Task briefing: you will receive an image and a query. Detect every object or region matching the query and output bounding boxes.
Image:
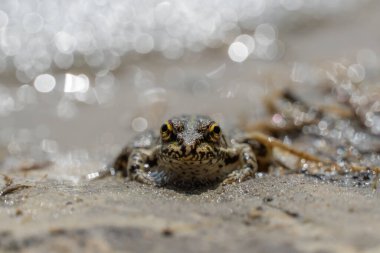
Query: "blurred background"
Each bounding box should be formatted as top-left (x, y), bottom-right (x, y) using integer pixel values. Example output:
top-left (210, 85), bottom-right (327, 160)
top-left (0, 0), bottom-right (380, 177)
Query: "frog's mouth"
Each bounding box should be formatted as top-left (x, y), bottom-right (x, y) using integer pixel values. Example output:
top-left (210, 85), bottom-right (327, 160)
top-left (160, 143), bottom-right (219, 163)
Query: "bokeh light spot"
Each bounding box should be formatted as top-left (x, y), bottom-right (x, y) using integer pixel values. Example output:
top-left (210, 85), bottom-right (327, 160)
top-left (132, 117), bottom-right (148, 132)
top-left (64, 73), bottom-right (90, 93)
top-left (228, 42), bottom-right (249, 62)
top-left (54, 31), bottom-right (77, 54)
top-left (33, 74), bottom-right (56, 93)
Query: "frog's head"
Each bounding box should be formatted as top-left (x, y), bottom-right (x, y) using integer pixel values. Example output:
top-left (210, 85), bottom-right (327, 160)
top-left (159, 115), bottom-right (225, 164)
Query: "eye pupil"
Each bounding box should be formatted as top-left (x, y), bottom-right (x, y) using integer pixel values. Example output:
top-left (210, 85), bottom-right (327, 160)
top-left (161, 124), bottom-right (168, 132)
top-left (213, 125), bottom-right (220, 134)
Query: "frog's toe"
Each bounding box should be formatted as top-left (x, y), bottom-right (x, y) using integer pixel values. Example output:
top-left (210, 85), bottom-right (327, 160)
top-left (130, 172), bottom-right (156, 185)
top-left (222, 175), bottom-right (238, 185)
top-left (222, 168), bottom-right (254, 185)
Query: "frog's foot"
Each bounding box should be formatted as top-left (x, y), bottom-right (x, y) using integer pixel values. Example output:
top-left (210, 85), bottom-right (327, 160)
top-left (222, 167), bottom-right (254, 185)
top-left (129, 170), bottom-right (156, 185)
top-left (127, 149), bottom-right (158, 185)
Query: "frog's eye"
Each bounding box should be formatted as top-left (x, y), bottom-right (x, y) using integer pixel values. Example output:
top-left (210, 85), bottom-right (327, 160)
top-left (208, 123), bottom-right (221, 142)
top-left (160, 121), bottom-right (173, 141)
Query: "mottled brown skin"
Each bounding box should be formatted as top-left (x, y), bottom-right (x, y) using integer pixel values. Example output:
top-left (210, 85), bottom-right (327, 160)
top-left (113, 115), bottom-right (258, 186)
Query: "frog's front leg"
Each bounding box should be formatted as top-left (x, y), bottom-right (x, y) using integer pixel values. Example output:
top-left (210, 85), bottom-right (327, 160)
top-left (222, 144), bottom-right (258, 185)
top-left (126, 147), bottom-right (160, 185)
top-left (113, 146), bottom-right (159, 185)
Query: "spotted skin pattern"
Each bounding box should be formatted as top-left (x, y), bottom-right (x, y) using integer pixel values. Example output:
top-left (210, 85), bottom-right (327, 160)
top-left (113, 115), bottom-right (258, 186)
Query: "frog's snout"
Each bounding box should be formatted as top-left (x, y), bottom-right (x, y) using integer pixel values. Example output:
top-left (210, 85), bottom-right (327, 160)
top-left (180, 143), bottom-right (196, 156)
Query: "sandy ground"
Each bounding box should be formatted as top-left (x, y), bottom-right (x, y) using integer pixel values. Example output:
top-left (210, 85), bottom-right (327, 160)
top-left (1, 172), bottom-right (380, 253)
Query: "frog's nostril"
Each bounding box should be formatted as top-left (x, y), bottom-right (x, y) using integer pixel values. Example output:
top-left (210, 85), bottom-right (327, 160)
top-left (180, 144), bottom-right (186, 154)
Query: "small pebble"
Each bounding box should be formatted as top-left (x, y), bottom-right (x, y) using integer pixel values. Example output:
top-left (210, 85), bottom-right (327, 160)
top-left (161, 227), bottom-right (174, 237)
top-left (15, 209), bottom-right (23, 216)
top-left (248, 207), bottom-right (264, 220)
top-left (263, 196), bottom-right (273, 203)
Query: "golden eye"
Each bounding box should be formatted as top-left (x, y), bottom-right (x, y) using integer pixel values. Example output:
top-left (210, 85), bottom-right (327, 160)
top-left (208, 123), bottom-right (221, 142)
top-left (160, 121), bottom-right (173, 141)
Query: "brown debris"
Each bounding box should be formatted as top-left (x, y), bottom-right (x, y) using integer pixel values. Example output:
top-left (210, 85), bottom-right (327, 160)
top-left (0, 184), bottom-right (32, 197)
top-left (1, 174), bottom-right (13, 187)
top-left (18, 161), bottom-right (52, 172)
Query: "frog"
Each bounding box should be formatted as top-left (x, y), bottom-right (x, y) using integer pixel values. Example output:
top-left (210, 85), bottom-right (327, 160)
top-left (111, 114), bottom-right (327, 187)
top-left (113, 115), bottom-right (257, 186)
